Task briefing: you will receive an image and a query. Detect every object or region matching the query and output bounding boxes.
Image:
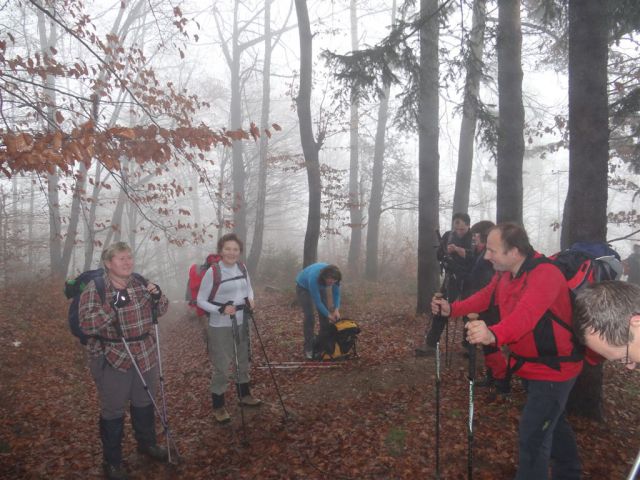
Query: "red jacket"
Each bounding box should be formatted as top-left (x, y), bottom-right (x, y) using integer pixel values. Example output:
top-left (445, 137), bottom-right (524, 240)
top-left (451, 253), bottom-right (583, 381)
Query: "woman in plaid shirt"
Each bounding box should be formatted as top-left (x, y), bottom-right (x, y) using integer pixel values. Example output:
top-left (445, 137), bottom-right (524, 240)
top-left (79, 242), bottom-right (169, 480)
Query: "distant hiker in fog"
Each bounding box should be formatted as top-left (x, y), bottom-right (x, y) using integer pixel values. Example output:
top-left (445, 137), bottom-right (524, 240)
top-left (197, 233), bottom-right (261, 424)
top-left (78, 242), bottom-right (170, 480)
top-left (295, 263), bottom-right (342, 360)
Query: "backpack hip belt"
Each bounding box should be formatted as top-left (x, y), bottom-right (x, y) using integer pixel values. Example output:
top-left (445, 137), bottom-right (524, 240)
top-left (96, 332), bottom-right (150, 343)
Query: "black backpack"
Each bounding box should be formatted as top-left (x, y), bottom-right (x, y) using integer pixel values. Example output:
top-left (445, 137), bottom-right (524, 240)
top-left (550, 242), bottom-right (622, 298)
top-left (64, 268), bottom-right (146, 344)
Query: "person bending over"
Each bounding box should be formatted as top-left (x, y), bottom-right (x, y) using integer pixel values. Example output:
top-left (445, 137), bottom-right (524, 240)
top-left (296, 263), bottom-right (342, 360)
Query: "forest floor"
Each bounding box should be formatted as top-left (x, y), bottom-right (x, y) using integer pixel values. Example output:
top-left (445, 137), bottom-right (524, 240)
top-left (0, 279), bottom-right (639, 479)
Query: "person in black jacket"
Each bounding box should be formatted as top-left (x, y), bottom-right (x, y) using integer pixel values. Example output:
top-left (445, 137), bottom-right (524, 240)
top-left (416, 212), bottom-right (473, 356)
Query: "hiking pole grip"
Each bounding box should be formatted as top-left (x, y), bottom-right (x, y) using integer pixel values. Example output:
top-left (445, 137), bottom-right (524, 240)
top-left (467, 313), bottom-right (479, 380)
top-left (433, 292), bottom-right (444, 318)
top-left (243, 297), bottom-right (254, 315)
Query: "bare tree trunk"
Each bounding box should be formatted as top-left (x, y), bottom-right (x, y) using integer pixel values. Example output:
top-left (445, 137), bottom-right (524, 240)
top-left (28, 173), bottom-right (35, 270)
top-left (83, 163), bottom-right (103, 270)
top-left (37, 2), bottom-right (63, 277)
top-left (60, 162), bottom-right (87, 276)
top-left (496, 0), bottom-right (524, 224)
top-left (365, 0), bottom-right (396, 281)
top-left (346, 0), bottom-right (363, 278)
top-left (216, 150), bottom-right (229, 241)
top-left (295, 0), bottom-right (322, 267)
top-left (417, 0), bottom-right (442, 313)
top-left (365, 89), bottom-right (391, 281)
top-left (452, 0), bottom-right (487, 215)
top-left (563, 0), bottom-right (609, 422)
top-left (247, 0), bottom-right (273, 276)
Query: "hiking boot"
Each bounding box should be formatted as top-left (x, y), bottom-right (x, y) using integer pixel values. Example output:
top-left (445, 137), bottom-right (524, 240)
top-left (415, 345), bottom-right (436, 357)
top-left (103, 462), bottom-right (128, 480)
top-left (239, 395), bottom-right (262, 407)
top-left (137, 444), bottom-right (168, 461)
top-left (213, 407), bottom-right (231, 424)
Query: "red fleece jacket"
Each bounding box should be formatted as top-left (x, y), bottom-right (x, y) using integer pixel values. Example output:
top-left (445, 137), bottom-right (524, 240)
top-left (451, 254), bottom-right (583, 381)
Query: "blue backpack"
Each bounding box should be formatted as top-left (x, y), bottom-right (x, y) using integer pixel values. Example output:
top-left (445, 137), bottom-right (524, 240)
top-left (64, 269), bottom-right (146, 344)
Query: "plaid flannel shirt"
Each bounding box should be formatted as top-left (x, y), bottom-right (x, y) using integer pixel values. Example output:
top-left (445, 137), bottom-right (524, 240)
top-left (78, 272), bottom-right (169, 373)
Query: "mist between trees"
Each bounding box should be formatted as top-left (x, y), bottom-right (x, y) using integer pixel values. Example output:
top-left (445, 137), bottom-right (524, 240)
top-left (0, 0), bottom-right (639, 299)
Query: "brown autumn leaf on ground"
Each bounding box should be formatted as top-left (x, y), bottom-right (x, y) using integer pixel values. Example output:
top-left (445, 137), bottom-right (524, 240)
top-left (0, 279), bottom-right (638, 479)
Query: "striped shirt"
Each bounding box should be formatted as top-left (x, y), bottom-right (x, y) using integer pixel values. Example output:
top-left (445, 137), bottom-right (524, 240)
top-left (78, 272), bottom-right (169, 373)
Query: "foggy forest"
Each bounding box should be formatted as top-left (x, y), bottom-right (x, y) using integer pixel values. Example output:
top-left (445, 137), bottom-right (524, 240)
top-left (1, 0), bottom-right (639, 479)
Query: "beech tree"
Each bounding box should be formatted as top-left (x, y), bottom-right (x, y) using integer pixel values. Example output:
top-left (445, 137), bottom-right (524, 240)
top-left (415, 0), bottom-right (441, 314)
top-left (294, 0), bottom-right (324, 267)
top-left (346, 0), bottom-right (363, 278)
top-left (1, 0), bottom-right (270, 277)
top-left (496, 0), bottom-right (525, 224)
top-left (365, 0), bottom-right (397, 281)
top-left (451, 0), bottom-right (487, 216)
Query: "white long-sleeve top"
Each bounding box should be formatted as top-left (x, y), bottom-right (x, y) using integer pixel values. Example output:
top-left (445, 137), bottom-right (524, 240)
top-left (196, 262), bottom-right (254, 328)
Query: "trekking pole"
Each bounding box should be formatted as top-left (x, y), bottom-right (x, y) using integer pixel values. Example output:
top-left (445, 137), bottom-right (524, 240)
top-left (627, 448), bottom-right (640, 480)
top-left (111, 314), bottom-right (180, 462)
top-left (229, 312), bottom-right (247, 444)
top-left (435, 340), bottom-right (441, 480)
top-left (444, 321), bottom-right (451, 368)
top-left (245, 299), bottom-right (288, 420)
top-left (466, 313), bottom-right (479, 480)
top-left (150, 298), bottom-right (178, 464)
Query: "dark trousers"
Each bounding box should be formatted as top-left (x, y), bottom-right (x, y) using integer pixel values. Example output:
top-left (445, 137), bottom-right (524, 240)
top-left (297, 285), bottom-right (330, 353)
top-left (516, 378), bottom-right (581, 480)
top-left (89, 355), bottom-right (157, 419)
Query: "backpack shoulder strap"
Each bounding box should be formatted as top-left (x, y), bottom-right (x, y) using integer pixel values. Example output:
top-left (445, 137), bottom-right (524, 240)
top-left (94, 275), bottom-right (107, 305)
top-left (132, 272), bottom-right (148, 287)
top-left (207, 263), bottom-right (223, 303)
top-left (237, 261), bottom-right (248, 278)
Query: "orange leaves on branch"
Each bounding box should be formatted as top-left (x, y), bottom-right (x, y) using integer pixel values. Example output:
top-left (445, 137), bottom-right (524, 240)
top-left (1, 120), bottom-right (278, 177)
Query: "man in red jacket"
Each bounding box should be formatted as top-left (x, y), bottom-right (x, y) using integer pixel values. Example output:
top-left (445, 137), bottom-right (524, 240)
top-left (432, 223), bottom-right (582, 480)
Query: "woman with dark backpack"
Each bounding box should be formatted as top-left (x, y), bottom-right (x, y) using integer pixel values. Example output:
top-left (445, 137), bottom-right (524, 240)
top-left (78, 242), bottom-right (170, 480)
top-left (197, 233), bottom-right (261, 423)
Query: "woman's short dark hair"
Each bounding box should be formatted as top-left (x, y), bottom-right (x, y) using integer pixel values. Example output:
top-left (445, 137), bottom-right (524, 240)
top-left (217, 233), bottom-right (244, 253)
top-left (319, 264), bottom-right (342, 284)
top-left (471, 220), bottom-right (495, 244)
top-left (491, 222), bottom-right (533, 256)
